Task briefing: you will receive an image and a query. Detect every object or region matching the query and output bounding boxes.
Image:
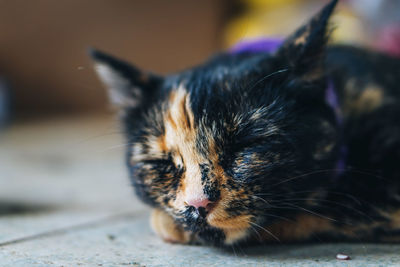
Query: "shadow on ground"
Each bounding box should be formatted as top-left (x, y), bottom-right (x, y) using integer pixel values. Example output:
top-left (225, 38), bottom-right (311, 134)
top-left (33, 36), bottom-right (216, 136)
top-left (0, 201), bottom-right (54, 216)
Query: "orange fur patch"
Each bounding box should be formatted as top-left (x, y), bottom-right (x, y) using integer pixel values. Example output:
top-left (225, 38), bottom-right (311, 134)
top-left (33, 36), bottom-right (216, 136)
top-left (151, 209), bottom-right (192, 244)
top-left (352, 85), bottom-right (384, 114)
top-left (164, 87), bottom-right (252, 235)
top-left (208, 213), bottom-right (252, 230)
top-left (344, 80), bottom-right (385, 115)
top-left (163, 86), bottom-right (210, 209)
top-left (224, 228), bottom-right (249, 245)
top-left (266, 214), bottom-right (334, 242)
top-left (389, 209), bottom-right (400, 229)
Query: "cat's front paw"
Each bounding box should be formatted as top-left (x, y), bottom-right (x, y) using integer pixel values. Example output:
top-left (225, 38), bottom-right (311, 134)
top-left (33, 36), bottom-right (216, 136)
top-left (150, 209), bottom-right (192, 244)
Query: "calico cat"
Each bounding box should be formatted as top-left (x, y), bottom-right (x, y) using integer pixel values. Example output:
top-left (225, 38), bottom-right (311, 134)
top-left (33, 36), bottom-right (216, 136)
top-left (90, 0), bottom-right (400, 246)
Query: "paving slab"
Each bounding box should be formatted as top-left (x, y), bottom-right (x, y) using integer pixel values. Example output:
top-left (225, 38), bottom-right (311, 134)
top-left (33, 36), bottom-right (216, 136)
top-left (1, 116), bottom-right (400, 266)
top-left (0, 115), bottom-right (132, 208)
top-left (1, 211), bottom-right (400, 267)
top-left (0, 208), bottom-right (144, 245)
top-left (0, 115), bottom-right (146, 245)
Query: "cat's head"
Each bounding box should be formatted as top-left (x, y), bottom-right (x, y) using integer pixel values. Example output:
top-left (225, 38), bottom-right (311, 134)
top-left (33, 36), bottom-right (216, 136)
top-left (91, 0), bottom-right (339, 245)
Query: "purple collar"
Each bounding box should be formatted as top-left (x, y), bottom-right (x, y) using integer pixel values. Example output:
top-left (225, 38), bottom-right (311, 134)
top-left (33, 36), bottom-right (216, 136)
top-left (326, 81), bottom-right (347, 176)
top-left (230, 38), bottom-right (346, 177)
top-left (229, 38), bottom-right (283, 54)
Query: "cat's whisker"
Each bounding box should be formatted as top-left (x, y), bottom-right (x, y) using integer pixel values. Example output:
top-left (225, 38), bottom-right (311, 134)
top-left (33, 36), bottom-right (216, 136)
top-left (262, 213), bottom-right (294, 223)
top-left (345, 169), bottom-right (389, 182)
top-left (248, 224), bottom-right (263, 242)
top-left (234, 241), bottom-right (247, 256)
top-left (252, 195), bottom-right (271, 206)
top-left (268, 169), bottom-right (339, 188)
top-left (230, 244), bottom-right (238, 258)
top-left (100, 143), bottom-right (135, 153)
top-left (252, 196), bottom-right (311, 222)
top-left (62, 131), bottom-right (126, 152)
top-left (256, 189), bottom-right (363, 206)
top-left (270, 202), bottom-right (337, 222)
top-left (248, 221), bottom-right (280, 242)
top-left (268, 168), bottom-right (391, 189)
top-left (245, 68), bottom-right (289, 92)
top-left (278, 197), bottom-right (375, 223)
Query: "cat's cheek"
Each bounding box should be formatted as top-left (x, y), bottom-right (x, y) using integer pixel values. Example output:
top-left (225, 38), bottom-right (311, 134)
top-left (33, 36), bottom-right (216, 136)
top-left (150, 209), bottom-right (192, 244)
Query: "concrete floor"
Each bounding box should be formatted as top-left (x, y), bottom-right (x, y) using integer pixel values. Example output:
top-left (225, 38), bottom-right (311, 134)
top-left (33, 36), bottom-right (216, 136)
top-left (1, 115), bottom-right (399, 267)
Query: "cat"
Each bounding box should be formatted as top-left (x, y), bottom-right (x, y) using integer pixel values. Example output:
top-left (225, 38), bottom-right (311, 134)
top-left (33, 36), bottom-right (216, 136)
top-left (90, 0), bottom-right (400, 246)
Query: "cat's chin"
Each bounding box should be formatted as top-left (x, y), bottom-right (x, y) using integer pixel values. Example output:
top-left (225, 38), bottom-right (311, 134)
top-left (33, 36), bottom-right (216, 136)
top-left (205, 213), bottom-right (252, 245)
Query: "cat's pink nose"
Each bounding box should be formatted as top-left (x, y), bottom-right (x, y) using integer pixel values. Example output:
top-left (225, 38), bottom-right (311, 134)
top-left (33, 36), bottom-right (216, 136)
top-left (185, 197), bottom-right (211, 210)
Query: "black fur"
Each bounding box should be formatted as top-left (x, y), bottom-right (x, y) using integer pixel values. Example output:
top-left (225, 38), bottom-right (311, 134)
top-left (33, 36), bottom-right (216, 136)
top-left (91, 0), bottom-right (400, 245)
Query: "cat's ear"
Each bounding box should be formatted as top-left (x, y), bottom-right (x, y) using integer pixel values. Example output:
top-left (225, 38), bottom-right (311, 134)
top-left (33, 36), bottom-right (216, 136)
top-left (89, 48), bottom-right (162, 109)
top-left (276, 0), bottom-right (338, 79)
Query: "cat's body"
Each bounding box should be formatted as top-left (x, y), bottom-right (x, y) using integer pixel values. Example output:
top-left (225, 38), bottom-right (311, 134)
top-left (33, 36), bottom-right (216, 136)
top-left (91, 0), bottom-right (400, 246)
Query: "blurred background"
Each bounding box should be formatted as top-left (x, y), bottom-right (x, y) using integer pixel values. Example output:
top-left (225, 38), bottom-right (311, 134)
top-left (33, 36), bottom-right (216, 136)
top-left (1, 0), bottom-right (400, 227)
top-left (1, 0), bottom-right (400, 121)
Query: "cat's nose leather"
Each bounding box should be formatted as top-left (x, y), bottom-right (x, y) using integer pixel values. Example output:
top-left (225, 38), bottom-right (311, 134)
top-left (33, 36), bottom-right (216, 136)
top-left (185, 197), bottom-right (210, 210)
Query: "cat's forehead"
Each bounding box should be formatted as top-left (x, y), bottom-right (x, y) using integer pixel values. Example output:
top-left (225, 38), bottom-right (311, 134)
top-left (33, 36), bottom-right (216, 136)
top-left (133, 53), bottom-right (285, 161)
top-left (132, 84), bottom-right (218, 166)
top-left (160, 53), bottom-right (277, 118)
top-left (138, 82), bottom-right (281, 155)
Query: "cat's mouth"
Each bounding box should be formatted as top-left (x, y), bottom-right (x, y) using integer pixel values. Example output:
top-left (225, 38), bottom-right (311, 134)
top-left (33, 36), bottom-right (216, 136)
top-left (179, 204), bottom-right (253, 244)
top-left (182, 204), bottom-right (251, 229)
top-left (180, 197), bottom-right (252, 228)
